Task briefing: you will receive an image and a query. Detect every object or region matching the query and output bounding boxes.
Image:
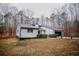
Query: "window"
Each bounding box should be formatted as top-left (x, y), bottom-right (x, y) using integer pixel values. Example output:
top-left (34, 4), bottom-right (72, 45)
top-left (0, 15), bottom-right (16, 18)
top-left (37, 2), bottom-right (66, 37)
top-left (27, 28), bottom-right (33, 33)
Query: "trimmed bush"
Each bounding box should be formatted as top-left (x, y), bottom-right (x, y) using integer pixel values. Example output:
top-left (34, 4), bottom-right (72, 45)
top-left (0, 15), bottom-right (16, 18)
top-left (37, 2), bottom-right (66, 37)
top-left (37, 34), bottom-right (47, 38)
top-left (49, 34), bottom-right (58, 38)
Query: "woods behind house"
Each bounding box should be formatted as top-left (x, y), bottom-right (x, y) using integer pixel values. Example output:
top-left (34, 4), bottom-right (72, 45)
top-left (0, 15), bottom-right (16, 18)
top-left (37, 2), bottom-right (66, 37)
top-left (0, 3), bottom-right (79, 39)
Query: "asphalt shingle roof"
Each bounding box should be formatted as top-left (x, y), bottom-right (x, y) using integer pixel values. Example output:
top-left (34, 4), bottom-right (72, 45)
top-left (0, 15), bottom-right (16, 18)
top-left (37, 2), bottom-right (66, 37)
top-left (20, 24), bottom-right (39, 29)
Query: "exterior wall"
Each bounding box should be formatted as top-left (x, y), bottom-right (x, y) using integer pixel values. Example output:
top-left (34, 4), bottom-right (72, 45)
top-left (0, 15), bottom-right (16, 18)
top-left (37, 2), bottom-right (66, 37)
top-left (20, 29), bottom-right (38, 38)
top-left (41, 27), bottom-right (55, 35)
top-left (40, 31), bottom-right (45, 34)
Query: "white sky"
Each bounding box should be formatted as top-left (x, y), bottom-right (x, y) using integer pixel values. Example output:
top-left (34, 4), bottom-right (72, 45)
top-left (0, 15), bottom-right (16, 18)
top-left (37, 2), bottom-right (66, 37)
top-left (11, 3), bottom-right (65, 17)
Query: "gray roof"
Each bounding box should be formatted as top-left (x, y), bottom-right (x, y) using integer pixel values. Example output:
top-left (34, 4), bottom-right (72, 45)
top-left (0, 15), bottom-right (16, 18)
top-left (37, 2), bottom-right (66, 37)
top-left (20, 24), bottom-right (39, 29)
top-left (42, 25), bottom-right (54, 30)
top-left (38, 28), bottom-right (45, 31)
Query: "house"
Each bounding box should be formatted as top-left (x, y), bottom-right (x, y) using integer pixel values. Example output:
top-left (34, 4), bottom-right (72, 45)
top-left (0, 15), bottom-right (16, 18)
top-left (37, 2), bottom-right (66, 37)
top-left (16, 23), bottom-right (55, 39)
top-left (38, 25), bottom-right (55, 35)
top-left (16, 24), bottom-right (39, 38)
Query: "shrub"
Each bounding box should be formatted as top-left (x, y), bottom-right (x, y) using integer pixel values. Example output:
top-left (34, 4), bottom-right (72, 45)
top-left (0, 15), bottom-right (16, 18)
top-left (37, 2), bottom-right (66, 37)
top-left (49, 34), bottom-right (58, 38)
top-left (37, 34), bottom-right (47, 38)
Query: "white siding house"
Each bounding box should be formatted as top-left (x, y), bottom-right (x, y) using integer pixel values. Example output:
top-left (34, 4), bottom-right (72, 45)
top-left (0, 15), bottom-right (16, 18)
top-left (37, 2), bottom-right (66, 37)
top-left (16, 24), bottom-right (39, 38)
top-left (16, 23), bottom-right (55, 38)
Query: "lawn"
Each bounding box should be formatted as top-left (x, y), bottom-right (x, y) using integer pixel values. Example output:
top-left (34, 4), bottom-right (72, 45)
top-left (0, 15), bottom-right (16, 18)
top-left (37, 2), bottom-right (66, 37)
top-left (0, 38), bottom-right (79, 56)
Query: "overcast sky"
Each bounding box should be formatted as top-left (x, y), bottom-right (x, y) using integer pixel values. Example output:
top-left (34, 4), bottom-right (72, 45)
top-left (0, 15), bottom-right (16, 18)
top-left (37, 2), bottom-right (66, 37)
top-left (11, 3), bottom-right (65, 17)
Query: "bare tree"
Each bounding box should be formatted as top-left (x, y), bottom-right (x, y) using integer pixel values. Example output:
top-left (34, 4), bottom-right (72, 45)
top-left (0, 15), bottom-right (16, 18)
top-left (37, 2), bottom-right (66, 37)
top-left (22, 9), bottom-right (34, 18)
top-left (0, 4), bottom-right (10, 15)
top-left (36, 17), bottom-right (40, 25)
top-left (9, 6), bottom-right (18, 37)
top-left (0, 13), bottom-right (4, 38)
top-left (57, 10), bottom-right (62, 28)
top-left (41, 15), bottom-right (44, 26)
top-left (9, 6), bottom-right (18, 16)
top-left (60, 11), bottom-right (68, 37)
top-left (50, 13), bottom-right (56, 30)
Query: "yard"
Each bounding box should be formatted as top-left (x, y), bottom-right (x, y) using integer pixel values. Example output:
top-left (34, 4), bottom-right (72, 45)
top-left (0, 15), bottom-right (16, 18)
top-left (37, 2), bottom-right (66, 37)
top-left (0, 38), bottom-right (79, 56)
